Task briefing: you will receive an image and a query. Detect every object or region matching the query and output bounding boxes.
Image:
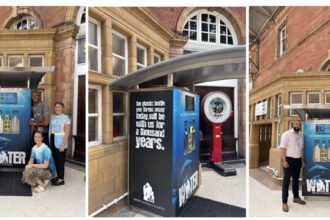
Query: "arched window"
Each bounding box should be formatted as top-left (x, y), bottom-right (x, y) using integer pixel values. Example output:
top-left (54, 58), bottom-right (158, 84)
top-left (11, 16), bottom-right (38, 30)
top-left (182, 11), bottom-right (237, 46)
top-left (321, 60), bottom-right (330, 71)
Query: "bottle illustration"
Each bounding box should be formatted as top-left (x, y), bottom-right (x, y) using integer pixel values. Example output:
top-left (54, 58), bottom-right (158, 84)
top-left (3, 112), bottom-right (12, 133)
top-left (313, 140), bottom-right (320, 162)
top-left (12, 111), bottom-right (19, 134)
top-left (0, 110), bottom-right (3, 133)
top-left (320, 143), bottom-right (328, 162)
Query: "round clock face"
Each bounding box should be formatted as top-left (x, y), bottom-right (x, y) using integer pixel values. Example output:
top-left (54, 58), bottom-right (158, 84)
top-left (202, 92), bottom-right (232, 124)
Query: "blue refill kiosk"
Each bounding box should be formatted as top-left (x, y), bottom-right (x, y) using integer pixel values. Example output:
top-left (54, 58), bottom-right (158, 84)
top-left (129, 87), bottom-right (200, 217)
top-left (0, 67), bottom-right (54, 168)
top-left (287, 106), bottom-right (330, 197)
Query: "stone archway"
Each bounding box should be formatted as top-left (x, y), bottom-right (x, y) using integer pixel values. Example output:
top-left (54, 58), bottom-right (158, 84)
top-left (3, 7), bottom-right (44, 29)
top-left (176, 7), bottom-right (245, 44)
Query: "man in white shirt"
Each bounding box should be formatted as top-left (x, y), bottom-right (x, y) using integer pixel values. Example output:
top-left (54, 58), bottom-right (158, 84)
top-left (280, 120), bottom-right (305, 212)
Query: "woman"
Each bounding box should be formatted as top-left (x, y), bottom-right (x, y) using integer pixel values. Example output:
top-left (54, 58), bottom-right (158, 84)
top-left (22, 131), bottom-right (56, 193)
top-left (49, 101), bottom-right (71, 186)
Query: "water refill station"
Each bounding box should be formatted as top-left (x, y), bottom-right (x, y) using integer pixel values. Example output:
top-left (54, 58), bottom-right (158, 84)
top-left (285, 105), bottom-right (330, 198)
top-left (110, 46), bottom-right (245, 216)
top-left (0, 67), bottom-right (54, 169)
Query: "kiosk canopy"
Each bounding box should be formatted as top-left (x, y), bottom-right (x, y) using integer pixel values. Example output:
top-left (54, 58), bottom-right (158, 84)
top-left (0, 67), bottom-right (54, 89)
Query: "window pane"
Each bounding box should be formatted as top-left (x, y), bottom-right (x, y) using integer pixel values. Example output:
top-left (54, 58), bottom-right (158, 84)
top-left (88, 88), bottom-right (98, 113)
top-left (182, 30), bottom-right (188, 36)
top-left (220, 25), bottom-right (226, 34)
top-left (30, 19), bottom-right (36, 29)
top-left (291, 93), bottom-right (302, 104)
top-left (190, 31), bottom-right (197, 40)
top-left (0, 57), bottom-right (3, 67)
top-left (154, 55), bottom-right (160, 64)
top-left (190, 21), bottom-right (197, 30)
top-left (228, 37), bottom-right (233, 45)
top-left (220, 35), bottom-right (226, 44)
top-left (308, 93), bottom-right (320, 104)
top-left (191, 15), bottom-right (197, 21)
top-left (9, 57), bottom-right (23, 67)
top-left (326, 93), bottom-right (330, 104)
top-left (202, 23), bottom-right (208, 32)
top-left (78, 37), bottom-right (86, 64)
top-left (210, 24), bottom-right (216, 33)
top-left (201, 14), bottom-right (208, 22)
top-left (210, 34), bottom-right (216, 42)
top-left (209, 15), bottom-right (216, 23)
top-left (113, 92), bottom-right (124, 113)
top-left (29, 57), bottom-right (43, 66)
top-left (88, 21), bottom-right (98, 46)
top-left (184, 23), bottom-right (188, 30)
top-left (89, 46), bottom-right (98, 71)
top-left (112, 56), bottom-right (125, 77)
top-left (88, 116), bottom-right (98, 142)
top-left (22, 19), bottom-right (27, 29)
top-left (113, 116), bottom-right (125, 138)
top-left (137, 46), bottom-right (145, 65)
top-left (202, 33), bottom-right (208, 42)
top-left (112, 33), bottom-right (126, 57)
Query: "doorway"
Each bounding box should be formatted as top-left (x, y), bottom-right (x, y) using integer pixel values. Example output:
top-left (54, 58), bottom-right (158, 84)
top-left (258, 124), bottom-right (272, 165)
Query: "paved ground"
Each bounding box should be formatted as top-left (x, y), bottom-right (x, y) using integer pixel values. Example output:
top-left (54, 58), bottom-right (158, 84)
top-left (250, 168), bottom-right (330, 217)
top-left (111, 163), bottom-right (246, 217)
top-left (0, 163), bottom-right (85, 217)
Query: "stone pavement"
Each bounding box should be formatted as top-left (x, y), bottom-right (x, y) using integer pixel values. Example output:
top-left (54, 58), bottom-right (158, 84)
top-left (0, 163), bottom-right (85, 217)
top-left (111, 163), bottom-right (246, 217)
top-left (250, 168), bottom-right (330, 217)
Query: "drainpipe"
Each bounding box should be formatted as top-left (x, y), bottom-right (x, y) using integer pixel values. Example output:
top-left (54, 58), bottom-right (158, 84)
top-left (89, 192), bottom-right (128, 217)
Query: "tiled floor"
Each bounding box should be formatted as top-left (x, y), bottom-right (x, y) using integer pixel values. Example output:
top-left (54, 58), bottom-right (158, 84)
top-left (0, 163), bottom-right (85, 217)
top-left (111, 163), bottom-right (246, 217)
top-left (250, 167), bottom-right (330, 217)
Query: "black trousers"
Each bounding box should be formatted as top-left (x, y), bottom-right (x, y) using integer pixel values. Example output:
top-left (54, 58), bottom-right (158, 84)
top-left (50, 134), bottom-right (66, 180)
top-left (282, 157), bottom-right (302, 203)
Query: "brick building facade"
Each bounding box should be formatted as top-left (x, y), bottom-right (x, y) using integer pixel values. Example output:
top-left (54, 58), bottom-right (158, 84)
top-left (249, 7), bottom-right (330, 177)
top-left (0, 6), bottom-right (86, 162)
top-left (88, 7), bottom-right (246, 216)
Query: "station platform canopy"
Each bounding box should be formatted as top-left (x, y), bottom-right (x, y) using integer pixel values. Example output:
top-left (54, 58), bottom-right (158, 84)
top-left (109, 46), bottom-right (245, 91)
top-left (0, 67), bottom-right (55, 89)
top-left (284, 104), bottom-right (330, 121)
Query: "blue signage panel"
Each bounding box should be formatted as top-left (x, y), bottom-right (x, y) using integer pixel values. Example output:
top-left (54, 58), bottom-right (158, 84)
top-left (0, 89), bottom-right (31, 168)
top-left (303, 121), bottom-right (330, 196)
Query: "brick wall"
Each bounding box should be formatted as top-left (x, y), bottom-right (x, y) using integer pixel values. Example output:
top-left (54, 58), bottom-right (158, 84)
top-left (254, 7), bottom-right (330, 88)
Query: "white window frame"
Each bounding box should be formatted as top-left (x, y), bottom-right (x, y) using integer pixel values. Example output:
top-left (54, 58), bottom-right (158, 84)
top-left (88, 17), bottom-right (101, 73)
top-left (269, 97), bottom-right (273, 119)
top-left (88, 85), bottom-right (102, 146)
top-left (11, 16), bottom-right (38, 30)
top-left (277, 95), bottom-right (282, 118)
top-left (112, 30), bottom-right (128, 77)
top-left (154, 53), bottom-right (161, 64)
top-left (325, 92), bottom-right (330, 104)
top-left (279, 26), bottom-right (287, 56)
top-left (8, 55), bottom-right (24, 67)
top-left (28, 55), bottom-right (45, 83)
top-left (136, 44), bottom-right (147, 69)
top-left (277, 122), bottom-right (281, 147)
top-left (182, 9), bottom-right (238, 50)
top-left (307, 92), bottom-right (320, 105)
top-left (112, 91), bottom-right (128, 142)
top-left (290, 92), bottom-right (303, 116)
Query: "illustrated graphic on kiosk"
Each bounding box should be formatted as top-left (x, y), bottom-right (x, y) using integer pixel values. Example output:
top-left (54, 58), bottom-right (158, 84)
top-left (22, 131), bottom-right (56, 193)
top-left (280, 120), bottom-right (305, 213)
top-left (49, 102), bottom-right (71, 186)
top-left (143, 182), bottom-right (155, 203)
top-left (29, 91), bottom-right (50, 145)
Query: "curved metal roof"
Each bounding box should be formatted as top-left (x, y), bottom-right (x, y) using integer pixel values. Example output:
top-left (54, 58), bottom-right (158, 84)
top-left (0, 67), bottom-right (55, 89)
top-left (109, 46), bottom-right (246, 91)
top-left (249, 7), bottom-right (282, 43)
